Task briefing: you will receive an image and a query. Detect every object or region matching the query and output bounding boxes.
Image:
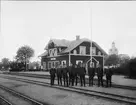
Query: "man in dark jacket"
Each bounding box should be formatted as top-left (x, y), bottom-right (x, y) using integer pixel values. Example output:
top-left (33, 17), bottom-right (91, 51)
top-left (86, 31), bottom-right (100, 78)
top-left (105, 65), bottom-right (113, 87)
top-left (79, 63), bottom-right (86, 87)
top-left (56, 65), bottom-right (62, 86)
top-left (68, 64), bottom-right (77, 86)
top-left (96, 63), bottom-right (103, 87)
top-left (88, 62), bottom-right (95, 86)
top-left (62, 64), bottom-right (69, 87)
top-left (68, 64), bottom-right (72, 86)
top-left (49, 66), bottom-right (56, 86)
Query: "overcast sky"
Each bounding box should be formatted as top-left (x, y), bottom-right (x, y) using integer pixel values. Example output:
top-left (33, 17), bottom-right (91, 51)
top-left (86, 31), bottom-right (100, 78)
top-left (1, 1), bottom-right (136, 62)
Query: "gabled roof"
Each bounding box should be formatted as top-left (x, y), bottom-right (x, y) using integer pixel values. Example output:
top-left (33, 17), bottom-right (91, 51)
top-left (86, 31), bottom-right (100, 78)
top-left (60, 38), bottom-right (108, 55)
top-left (61, 38), bottom-right (91, 53)
top-left (40, 37), bottom-right (108, 57)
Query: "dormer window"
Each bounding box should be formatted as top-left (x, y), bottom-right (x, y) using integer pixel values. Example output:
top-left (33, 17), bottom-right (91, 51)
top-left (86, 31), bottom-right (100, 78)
top-left (73, 50), bottom-right (77, 54)
top-left (92, 47), bottom-right (96, 55)
top-left (49, 48), bottom-right (57, 57)
top-left (58, 48), bottom-right (61, 53)
top-left (90, 47), bottom-right (96, 55)
top-left (80, 46), bottom-right (86, 55)
top-left (98, 51), bottom-right (101, 55)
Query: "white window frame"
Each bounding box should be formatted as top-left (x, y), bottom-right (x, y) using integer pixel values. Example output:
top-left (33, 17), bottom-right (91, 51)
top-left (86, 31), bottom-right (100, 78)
top-left (90, 62), bottom-right (94, 68)
top-left (92, 47), bottom-right (96, 55)
top-left (48, 62), bottom-right (52, 69)
top-left (90, 47), bottom-right (92, 55)
top-left (76, 60), bottom-right (83, 65)
top-left (49, 48), bottom-right (58, 57)
top-left (61, 60), bottom-right (66, 66)
top-left (43, 62), bottom-right (46, 70)
top-left (73, 49), bottom-right (77, 54)
top-left (79, 46), bottom-right (86, 55)
top-left (54, 61), bottom-right (60, 68)
top-left (98, 51), bottom-right (101, 55)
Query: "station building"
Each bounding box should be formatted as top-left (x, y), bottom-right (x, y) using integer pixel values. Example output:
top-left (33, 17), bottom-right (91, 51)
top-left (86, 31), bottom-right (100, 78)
top-left (39, 36), bottom-right (108, 71)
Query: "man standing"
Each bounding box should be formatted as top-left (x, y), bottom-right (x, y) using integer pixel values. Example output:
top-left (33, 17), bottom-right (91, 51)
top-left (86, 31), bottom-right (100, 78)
top-left (62, 64), bottom-right (69, 87)
top-left (96, 63), bottom-right (103, 87)
top-left (79, 63), bottom-right (86, 87)
top-left (105, 65), bottom-right (113, 87)
top-left (49, 66), bottom-right (56, 86)
top-left (56, 65), bottom-right (62, 86)
top-left (88, 62), bottom-right (95, 86)
top-left (68, 63), bottom-right (76, 86)
top-left (74, 64), bottom-right (79, 86)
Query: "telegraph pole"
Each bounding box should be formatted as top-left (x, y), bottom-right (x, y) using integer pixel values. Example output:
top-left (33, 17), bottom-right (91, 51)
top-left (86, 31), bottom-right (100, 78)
top-left (90, 3), bottom-right (93, 67)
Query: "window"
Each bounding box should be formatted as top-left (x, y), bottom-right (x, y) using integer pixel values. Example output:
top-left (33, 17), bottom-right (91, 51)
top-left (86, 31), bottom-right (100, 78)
top-left (90, 47), bottom-right (92, 55)
top-left (90, 47), bottom-right (96, 55)
top-left (43, 62), bottom-right (46, 70)
top-left (92, 47), bottom-right (96, 55)
top-left (80, 46), bottom-right (86, 55)
top-left (73, 50), bottom-right (77, 54)
top-left (98, 51), bottom-right (101, 55)
top-left (90, 62), bottom-right (94, 68)
top-left (48, 62), bottom-right (52, 69)
top-left (61, 60), bottom-right (66, 66)
top-left (49, 48), bottom-right (57, 57)
top-left (54, 61), bottom-right (60, 68)
top-left (58, 48), bottom-right (61, 53)
top-left (76, 60), bottom-right (83, 65)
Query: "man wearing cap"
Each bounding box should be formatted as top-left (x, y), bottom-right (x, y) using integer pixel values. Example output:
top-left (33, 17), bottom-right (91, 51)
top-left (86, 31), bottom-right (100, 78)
top-left (49, 66), bottom-right (56, 86)
top-left (96, 63), bottom-right (103, 87)
top-left (88, 62), bottom-right (95, 86)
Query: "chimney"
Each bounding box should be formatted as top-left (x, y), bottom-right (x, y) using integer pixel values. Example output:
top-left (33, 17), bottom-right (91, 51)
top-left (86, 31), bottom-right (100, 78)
top-left (76, 35), bottom-right (80, 40)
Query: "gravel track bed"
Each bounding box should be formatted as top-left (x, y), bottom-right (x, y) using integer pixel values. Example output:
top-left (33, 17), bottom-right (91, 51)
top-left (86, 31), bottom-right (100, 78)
top-left (0, 77), bottom-right (131, 105)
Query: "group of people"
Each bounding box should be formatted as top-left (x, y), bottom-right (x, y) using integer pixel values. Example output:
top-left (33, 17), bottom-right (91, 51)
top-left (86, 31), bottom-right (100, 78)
top-left (49, 62), bottom-right (113, 88)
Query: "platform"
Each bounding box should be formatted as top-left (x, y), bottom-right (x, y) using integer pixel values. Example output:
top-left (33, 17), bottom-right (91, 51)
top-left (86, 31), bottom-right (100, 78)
top-left (18, 71), bottom-right (136, 87)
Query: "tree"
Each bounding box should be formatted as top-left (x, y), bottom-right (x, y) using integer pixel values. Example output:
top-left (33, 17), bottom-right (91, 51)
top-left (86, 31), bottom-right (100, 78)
top-left (16, 45), bottom-right (34, 71)
top-left (1, 58), bottom-right (10, 70)
top-left (29, 61), bottom-right (40, 70)
top-left (0, 62), bottom-right (2, 70)
top-left (127, 58), bottom-right (136, 78)
top-left (118, 54), bottom-right (130, 65)
top-left (105, 54), bottom-right (120, 67)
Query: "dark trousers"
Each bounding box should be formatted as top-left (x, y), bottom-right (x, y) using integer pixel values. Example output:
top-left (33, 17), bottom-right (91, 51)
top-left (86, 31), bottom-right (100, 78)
top-left (71, 76), bottom-right (75, 86)
top-left (98, 76), bottom-right (103, 87)
top-left (106, 76), bottom-right (112, 87)
top-left (80, 75), bottom-right (86, 87)
top-left (89, 76), bottom-right (94, 86)
top-left (63, 75), bottom-right (69, 87)
top-left (50, 75), bottom-right (55, 85)
top-left (69, 75), bottom-right (72, 86)
top-left (75, 75), bottom-right (78, 86)
top-left (57, 75), bottom-right (62, 86)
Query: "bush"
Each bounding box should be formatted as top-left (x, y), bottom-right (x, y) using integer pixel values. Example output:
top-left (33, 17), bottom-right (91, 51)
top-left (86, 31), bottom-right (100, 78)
top-left (10, 68), bottom-right (23, 72)
top-left (113, 58), bottom-right (136, 78)
top-left (127, 58), bottom-right (136, 78)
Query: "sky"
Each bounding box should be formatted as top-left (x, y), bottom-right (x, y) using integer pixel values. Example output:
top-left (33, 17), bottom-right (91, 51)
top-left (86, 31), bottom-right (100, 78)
top-left (1, 1), bottom-right (136, 62)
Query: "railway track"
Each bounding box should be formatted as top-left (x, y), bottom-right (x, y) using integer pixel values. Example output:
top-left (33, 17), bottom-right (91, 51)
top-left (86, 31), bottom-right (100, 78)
top-left (3, 72), bottom-right (136, 90)
top-left (0, 95), bottom-right (12, 105)
top-left (0, 84), bottom-right (47, 105)
top-left (1, 75), bottom-right (136, 105)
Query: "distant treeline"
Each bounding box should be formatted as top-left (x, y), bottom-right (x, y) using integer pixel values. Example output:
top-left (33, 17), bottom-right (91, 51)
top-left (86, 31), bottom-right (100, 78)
top-left (113, 58), bottom-right (136, 78)
top-left (10, 61), bottom-right (41, 72)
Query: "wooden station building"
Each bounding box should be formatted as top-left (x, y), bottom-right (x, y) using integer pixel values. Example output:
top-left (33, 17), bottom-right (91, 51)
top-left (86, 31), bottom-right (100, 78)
top-left (39, 36), bottom-right (108, 71)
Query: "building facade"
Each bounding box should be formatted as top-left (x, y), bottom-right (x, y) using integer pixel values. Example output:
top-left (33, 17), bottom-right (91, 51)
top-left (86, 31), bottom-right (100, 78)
top-left (39, 36), bottom-right (108, 71)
